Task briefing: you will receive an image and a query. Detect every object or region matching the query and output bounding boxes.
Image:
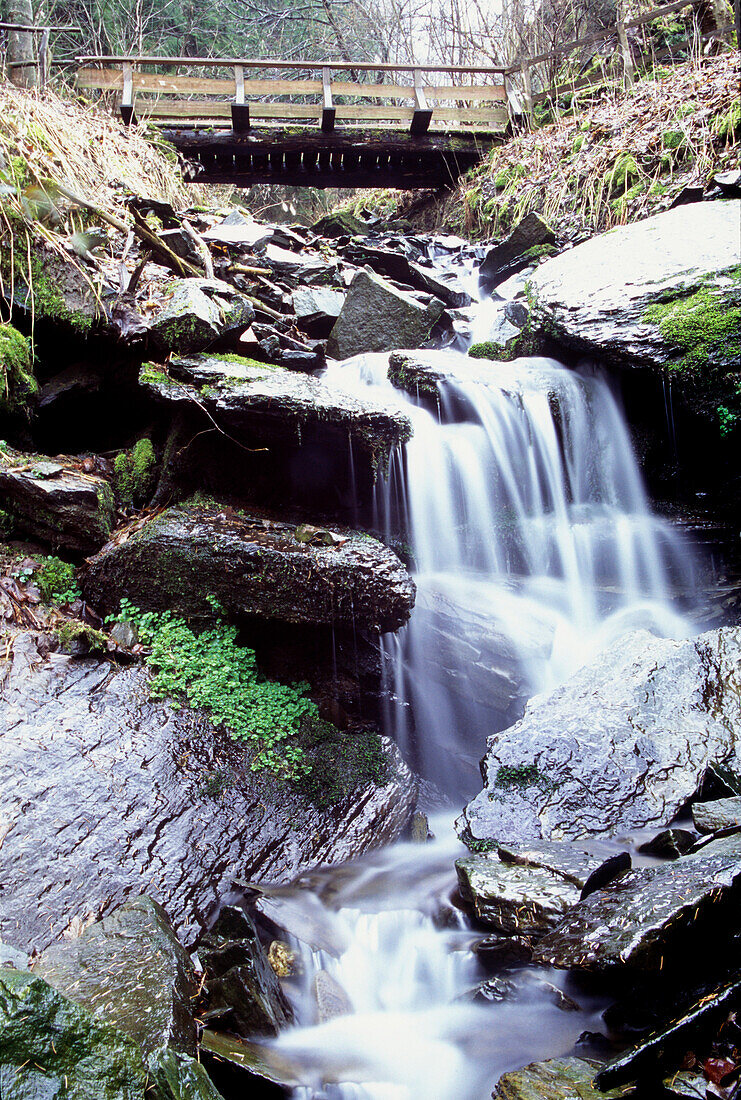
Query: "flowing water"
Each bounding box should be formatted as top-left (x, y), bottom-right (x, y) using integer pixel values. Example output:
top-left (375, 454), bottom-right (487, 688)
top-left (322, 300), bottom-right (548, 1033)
top-left (259, 254), bottom-right (697, 1098)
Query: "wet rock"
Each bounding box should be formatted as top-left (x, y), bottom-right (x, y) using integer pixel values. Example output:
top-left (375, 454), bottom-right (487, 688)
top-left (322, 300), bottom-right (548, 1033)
top-left (0, 941), bottom-right (29, 969)
top-left (35, 896), bottom-right (198, 1060)
top-left (479, 213), bottom-right (556, 295)
top-left (0, 444), bottom-right (114, 552)
top-left (314, 970), bottom-right (353, 1021)
top-left (456, 854), bottom-right (581, 935)
top-left (595, 974), bottom-right (741, 1090)
top-left (268, 941), bottom-right (299, 978)
top-left (637, 829), bottom-right (697, 859)
top-left (326, 269), bottom-right (444, 359)
top-left (534, 851), bottom-right (741, 971)
top-left (341, 243), bottom-right (471, 307)
top-left (0, 966), bottom-right (218, 1099)
top-left (82, 503), bottom-right (415, 631)
top-left (200, 908), bottom-right (293, 1037)
top-left (292, 285), bottom-right (345, 337)
top-left (526, 200), bottom-right (741, 368)
top-left (140, 353), bottom-right (411, 470)
top-left (462, 627), bottom-right (741, 846)
top-left (494, 1056), bottom-right (633, 1099)
top-left (472, 934), bottom-right (534, 971)
top-left (409, 810), bottom-right (431, 843)
top-left (496, 839), bottom-right (631, 892)
top-left (685, 831), bottom-right (741, 860)
top-left (0, 630), bottom-right (418, 954)
top-left (148, 277), bottom-right (254, 353)
top-left (201, 1028), bottom-right (303, 1091)
top-left (692, 795), bottom-right (741, 834)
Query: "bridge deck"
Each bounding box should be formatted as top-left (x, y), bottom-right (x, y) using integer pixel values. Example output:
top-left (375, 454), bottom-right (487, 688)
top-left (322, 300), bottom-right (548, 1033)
top-left (76, 56), bottom-right (510, 188)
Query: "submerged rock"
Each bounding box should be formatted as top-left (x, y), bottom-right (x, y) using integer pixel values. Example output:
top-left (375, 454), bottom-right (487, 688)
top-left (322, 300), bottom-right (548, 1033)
top-left (82, 503), bottom-right (415, 631)
top-left (534, 851), bottom-right (741, 971)
top-left (462, 627), bottom-right (741, 846)
top-left (35, 896), bottom-right (198, 1060)
top-left (0, 631), bottom-right (417, 954)
top-left (526, 200), bottom-right (741, 369)
top-left (0, 444), bottom-right (114, 552)
top-left (326, 269), bottom-right (445, 359)
top-left (494, 1056), bottom-right (632, 1099)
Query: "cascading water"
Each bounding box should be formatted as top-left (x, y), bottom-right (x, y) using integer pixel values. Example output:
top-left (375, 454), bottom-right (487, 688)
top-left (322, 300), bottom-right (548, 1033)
top-left (257, 253), bottom-right (697, 1099)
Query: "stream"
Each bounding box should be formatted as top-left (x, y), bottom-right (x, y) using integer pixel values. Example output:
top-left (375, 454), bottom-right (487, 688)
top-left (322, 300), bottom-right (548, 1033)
top-left (252, 251), bottom-right (699, 1097)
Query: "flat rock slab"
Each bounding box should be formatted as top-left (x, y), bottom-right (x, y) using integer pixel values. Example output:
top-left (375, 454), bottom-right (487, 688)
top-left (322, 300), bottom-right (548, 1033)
top-left (0, 445), bottom-right (114, 552)
top-left (456, 854), bottom-right (581, 935)
top-left (496, 839), bottom-right (630, 891)
top-left (0, 631), bottom-right (417, 954)
top-left (527, 200), bottom-right (741, 367)
top-left (692, 795), bottom-right (741, 834)
top-left (533, 853), bottom-right (741, 971)
top-left (494, 1056), bottom-right (632, 1099)
top-left (35, 896), bottom-right (198, 1060)
top-left (462, 627), bottom-right (741, 846)
top-left (387, 349), bottom-right (562, 400)
top-left (82, 503), bottom-right (415, 631)
top-left (326, 269), bottom-right (444, 360)
top-left (140, 353), bottom-right (411, 466)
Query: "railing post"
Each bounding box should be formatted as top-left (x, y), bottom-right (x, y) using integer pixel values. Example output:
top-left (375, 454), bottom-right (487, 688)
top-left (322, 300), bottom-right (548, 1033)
top-left (120, 61), bottom-right (137, 126)
top-left (321, 67), bottom-right (335, 132)
top-left (616, 6), bottom-right (634, 87)
top-left (520, 61), bottom-right (533, 126)
top-left (411, 69), bottom-right (432, 134)
top-left (231, 64), bottom-right (250, 132)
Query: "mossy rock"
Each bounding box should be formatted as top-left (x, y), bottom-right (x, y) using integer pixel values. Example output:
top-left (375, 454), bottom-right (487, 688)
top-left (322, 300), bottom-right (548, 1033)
top-left (0, 323), bottom-right (36, 417)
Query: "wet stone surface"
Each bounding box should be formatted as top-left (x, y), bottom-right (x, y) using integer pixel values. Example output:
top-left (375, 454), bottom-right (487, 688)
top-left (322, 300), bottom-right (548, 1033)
top-left (456, 854), bottom-right (581, 935)
top-left (0, 631), bottom-right (417, 953)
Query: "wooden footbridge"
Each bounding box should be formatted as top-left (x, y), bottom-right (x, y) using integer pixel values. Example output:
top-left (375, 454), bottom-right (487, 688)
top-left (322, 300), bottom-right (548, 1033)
top-left (76, 57), bottom-right (509, 189)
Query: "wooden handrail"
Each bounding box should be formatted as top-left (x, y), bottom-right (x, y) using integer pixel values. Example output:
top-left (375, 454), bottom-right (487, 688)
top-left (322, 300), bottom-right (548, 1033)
top-left (77, 54), bottom-right (509, 76)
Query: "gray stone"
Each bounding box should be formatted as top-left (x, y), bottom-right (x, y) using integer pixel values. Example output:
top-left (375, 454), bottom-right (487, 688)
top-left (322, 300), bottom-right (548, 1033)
top-left (456, 854), bottom-right (581, 934)
top-left (0, 444), bottom-right (114, 552)
top-left (479, 212), bottom-right (556, 294)
top-left (692, 795), bottom-right (741, 834)
top-left (637, 829), bottom-right (697, 859)
top-left (534, 852), bottom-right (741, 971)
top-left (461, 627), bottom-right (741, 846)
top-left (526, 200), bottom-right (741, 367)
top-left (312, 210), bottom-right (366, 238)
top-left (494, 1056), bottom-right (633, 1099)
top-left (82, 503), bottom-right (415, 631)
top-left (148, 277), bottom-right (254, 353)
top-left (292, 285), bottom-right (345, 336)
top-left (0, 941), bottom-right (29, 969)
top-left (35, 896), bottom-right (198, 1060)
top-left (314, 970), bottom-right (353, 1021)
top-left (327, 269), bottom-right (445, 359)
top-left (0, 630), bottom-right (417, 955)
top-left (496, 839), bottom-right (631, 891)
top-left (140, 353), bottom-right (411, 470)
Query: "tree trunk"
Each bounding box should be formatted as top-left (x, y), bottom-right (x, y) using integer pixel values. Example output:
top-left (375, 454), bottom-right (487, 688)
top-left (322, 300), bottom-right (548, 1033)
top-left (6, 0), bottom-right (37, 89)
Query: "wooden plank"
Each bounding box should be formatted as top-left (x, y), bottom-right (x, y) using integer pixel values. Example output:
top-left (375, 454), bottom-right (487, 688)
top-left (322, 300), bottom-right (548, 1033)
top-left (321, 67), bottom-right (335, 133)
top-left (162, 127), bottom-right (499, 154)
top-left (76, 68), bottom-right (324, 95)
top-left (425, 83), bottom-right (507, 101)
top-left (76, 53), bottom-right (510, 75)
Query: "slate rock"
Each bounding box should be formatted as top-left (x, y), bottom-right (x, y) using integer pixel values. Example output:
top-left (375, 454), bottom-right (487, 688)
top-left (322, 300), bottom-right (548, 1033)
top-left (82, 503), bottom-right (415, 631)
top-left (637, 829), bottom-right (697, 859)
top-left (0, 444), bottom-right (114, 552)
top-left (526, 200), bottom-right (741, 368)
top-left (496, 839), bottom-right (631, 891)
top-left (0, 630), bottom-right (417, 954)
top-left (479, 212), bottom-right (556, 294)
top-left (201, 909), bottom-right (293, 1037)
top-left (314, 970), bottom-right (353, 1021)
top-left (494, 1056), bottom-right (633, 1099)
top-left (326, 269), bottom-right (445, 359)
top-left (472, 934), bottom-right (534, 971)
top-left (342, 242), bottom-right (472, 307)
top-left (456, 854), bottom-right (581, 934)
top-left (312, 210), bottom-right (366, 238)
top-left (35, 896), bottom-right (198, 1060)
top-left (148, 277), bottom-right (254, 353)
top-left (534, 853), bottom-right (741, 971)
top-left (292, 285), bottom-right (345, 336)
top-left (462, 627), bottom-right (741, 846)
top-left (692, 795), bottom-right (741, 834)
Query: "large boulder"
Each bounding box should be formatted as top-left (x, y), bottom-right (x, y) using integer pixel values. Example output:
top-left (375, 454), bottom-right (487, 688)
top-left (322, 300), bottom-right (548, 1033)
top-left (35, 896), bottom-right (199, 1060)
top-left (82, 503), bottom-right (415, 631)
top-left (0, 630), bottom-right (417, 954)
top-left (0, 445), bottom-right (115, 552)
top-left (139, 353), bottom-right (411, 471)
top-left (461, 627), bottom-right (741, 846)
top-left (479, 212), bottom-right (556, 295)
top-left (148, 277), bottom-right (254, 353)
top-left (526, 200), bottom-right (740, 369)
top-left (326, 269), bottom-right (445, 359)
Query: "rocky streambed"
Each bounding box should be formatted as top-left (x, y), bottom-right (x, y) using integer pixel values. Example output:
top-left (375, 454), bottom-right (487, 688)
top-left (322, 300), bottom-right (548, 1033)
top-left (0, 188), bottom-right (740, 1099)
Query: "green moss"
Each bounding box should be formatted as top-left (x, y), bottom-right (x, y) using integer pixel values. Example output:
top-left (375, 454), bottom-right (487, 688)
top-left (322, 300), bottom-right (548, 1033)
top-left (572, 134), bottom-right (585, 154)
top-left (26, 257), bottom-right (95, 334)
top-left (114, 439), bottom-right (156, 509)
top-left (605, 153), bottom-right (639, 194)
top-left (0, 323), bottom-right (36, 416)
top-left (661, 129), bottom-right (685, 151)
top-left (494, 763), bottom-right (553, 790)
top-left (55, 618), bottom-right (109, 654)
top-left (712, 98), bottom-right (741, 142)
top-left (292, 722), bottom-right (389, 808)
top-left (36, 556), bottom-right (80, 605)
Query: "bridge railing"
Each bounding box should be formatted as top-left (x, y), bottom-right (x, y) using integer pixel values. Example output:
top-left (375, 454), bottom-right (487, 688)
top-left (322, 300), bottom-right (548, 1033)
top-left (75, 57), bottom-right (510, 136)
